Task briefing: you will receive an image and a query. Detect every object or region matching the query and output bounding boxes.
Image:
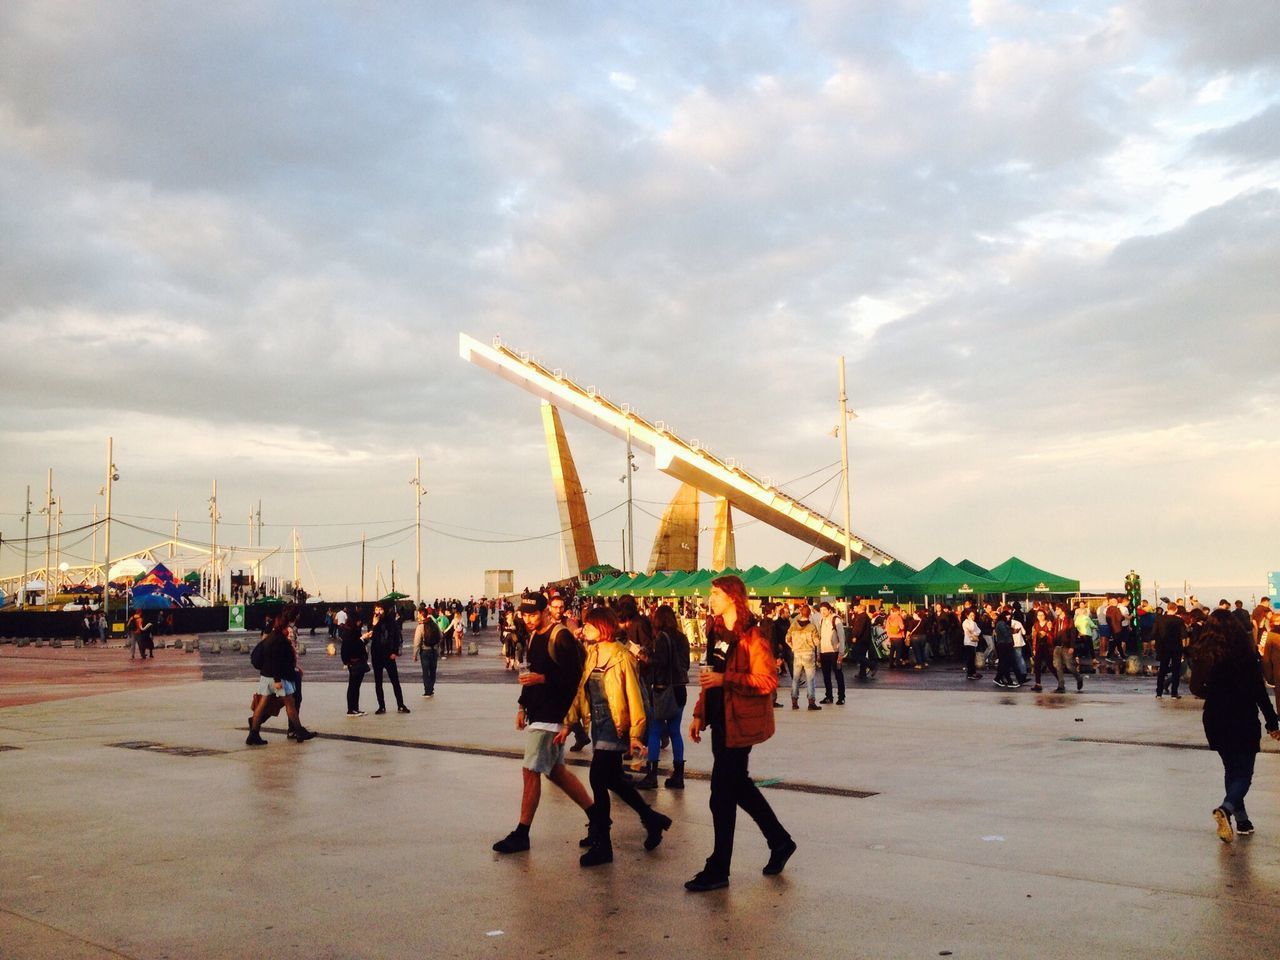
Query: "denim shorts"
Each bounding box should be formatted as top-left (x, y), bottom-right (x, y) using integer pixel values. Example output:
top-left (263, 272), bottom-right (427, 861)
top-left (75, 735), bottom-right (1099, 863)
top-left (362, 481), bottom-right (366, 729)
top-left (522, 729), bottom-right (567, 774)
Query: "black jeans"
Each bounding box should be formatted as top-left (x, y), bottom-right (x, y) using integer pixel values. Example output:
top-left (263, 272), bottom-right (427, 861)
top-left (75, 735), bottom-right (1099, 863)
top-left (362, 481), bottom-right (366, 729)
top-left (1156, 648), bottom-right (1183, 696)
top-left (420, 646), bottom-right (439, 695)
top-left (1218, 750), bottom-right (1258, 822)
top-left (373, 658), bottom-right (405, 709)
top-left (706, 725), bottom-right (789, 877)
top-left (820, 652), bottom-right (845, 700)
top-left (589, 749), bottom-right (653, 831)
top-left (963, 645), bottom-right (978, 676)
top-left (994, 642), bottom-right (1016, 683)
top-left (1032, 648), bottom-right (1057, 687)
top-left (347, 663), bottom-right (367, 711)
top-left (852, 638), bottom-right (875, 678)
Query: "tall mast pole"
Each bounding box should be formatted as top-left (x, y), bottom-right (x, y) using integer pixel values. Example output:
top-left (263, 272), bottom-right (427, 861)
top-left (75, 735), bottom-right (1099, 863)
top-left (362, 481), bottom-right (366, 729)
top-left (103, 439), bottom-right (115, 621)
top-left (43, 468), bottom-right (52, 609)
top-left (92, 503), bottom-right (99, 580)
top-left (626, 427), bottom-right (635, 572)
top-left (360, 531), bottom-right (366, 602)
top-left (838, 357), bottom-right (852, 565)
top-left (54, 497), bottom-right (62, 596)
top-left (209, 479), bottom-right (219, 603)
top-left (21, 485), bottom-right (30, 607)
top-left (413, 456), bottom-right (423, 606)
top-left (292, 528), bottom-right (299, 594)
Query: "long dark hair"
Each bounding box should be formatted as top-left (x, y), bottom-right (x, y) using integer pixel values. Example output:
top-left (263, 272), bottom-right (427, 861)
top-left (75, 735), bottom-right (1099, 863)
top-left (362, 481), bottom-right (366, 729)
top-left (651, 603), bottom-right (680, 637)
top-left (1197, 609), bottom-right (1254, 671)
top-left (711, 575), bottom-right (755, 632)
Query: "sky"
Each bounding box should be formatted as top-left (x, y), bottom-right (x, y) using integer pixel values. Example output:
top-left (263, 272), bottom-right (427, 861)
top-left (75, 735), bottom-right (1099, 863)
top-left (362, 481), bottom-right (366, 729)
top-left (2, 0), bottom-right (1278, 602)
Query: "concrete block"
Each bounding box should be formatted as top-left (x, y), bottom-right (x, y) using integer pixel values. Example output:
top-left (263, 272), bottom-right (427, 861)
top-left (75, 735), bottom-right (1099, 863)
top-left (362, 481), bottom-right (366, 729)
top-left (17, 637), bottom-right (29, 647)
top-left (297, 643), bottom-right (306, 656)
top-left (183, 639), bottom-right (195, 653)
top-left (51, 638), bottom-right (62, 648)
top-left (210, 641), bottom-right (221, 654)
top-left (33, 639), bottom-right (44, 648)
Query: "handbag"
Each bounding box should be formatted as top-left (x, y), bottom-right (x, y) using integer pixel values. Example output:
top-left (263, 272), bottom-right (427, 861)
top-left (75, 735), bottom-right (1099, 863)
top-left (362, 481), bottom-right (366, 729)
top-left (651, 683), bottom-right (679, 722)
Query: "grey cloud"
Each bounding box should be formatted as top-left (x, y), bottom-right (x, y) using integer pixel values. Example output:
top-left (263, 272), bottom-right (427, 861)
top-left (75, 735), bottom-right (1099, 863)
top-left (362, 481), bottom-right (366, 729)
top-left (1193, 101), bottom-right (1280, 164)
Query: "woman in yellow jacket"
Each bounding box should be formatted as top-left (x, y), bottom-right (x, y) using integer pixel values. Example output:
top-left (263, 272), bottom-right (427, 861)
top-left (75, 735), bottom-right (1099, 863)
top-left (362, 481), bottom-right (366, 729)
top-left (557, 606), bottom-right (673, 867)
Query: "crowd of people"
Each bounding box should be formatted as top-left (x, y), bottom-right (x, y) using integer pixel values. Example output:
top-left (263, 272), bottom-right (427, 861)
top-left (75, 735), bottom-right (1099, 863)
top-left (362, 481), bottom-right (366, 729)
top-left (237, 584), bottom-right (1280, 864)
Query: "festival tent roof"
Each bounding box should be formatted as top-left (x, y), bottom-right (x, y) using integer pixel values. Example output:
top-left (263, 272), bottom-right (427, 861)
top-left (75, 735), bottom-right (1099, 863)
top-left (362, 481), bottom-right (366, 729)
top-left (909, 557), bottom-right (1002, 596)
top-left (132, 593), bottom-right (175, 609)
top-left (985, 557), bottom-right (1080, 593)
top-left (582, 563), bottom-right (621, 577)
top-left (841, 559), bottom-right (920, 597)
top-left (626, 572), bottom-right (671, 595)
top-left (745, 564), bottom-right (800, 596)
top-left (770, 561), bottom-right (847, 597)
top-left (742, 565), bottom-right (772, 585)
top-left (671, 569), bottom-right (719, 597)
top-left (956, 559), bottom-right (992, 579)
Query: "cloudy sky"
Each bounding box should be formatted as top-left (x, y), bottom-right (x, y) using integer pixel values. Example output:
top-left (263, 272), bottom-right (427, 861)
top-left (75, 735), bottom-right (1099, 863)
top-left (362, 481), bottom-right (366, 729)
top-left (2, 0), bottom-right (1277, 601)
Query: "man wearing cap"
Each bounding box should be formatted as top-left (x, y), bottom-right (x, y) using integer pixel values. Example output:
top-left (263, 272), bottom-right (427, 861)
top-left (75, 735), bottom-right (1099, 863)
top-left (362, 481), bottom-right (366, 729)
top-left (492, 593), bottom-right (593, 854)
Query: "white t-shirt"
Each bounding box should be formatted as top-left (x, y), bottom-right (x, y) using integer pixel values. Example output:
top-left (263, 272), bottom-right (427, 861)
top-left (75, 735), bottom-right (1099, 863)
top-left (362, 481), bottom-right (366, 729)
top-left (334, 610), bottom-right (348, 626)
top-left (962, 619), bottom-right (981, 647)
top-left (1010, 619), bottom-right (1026, 648)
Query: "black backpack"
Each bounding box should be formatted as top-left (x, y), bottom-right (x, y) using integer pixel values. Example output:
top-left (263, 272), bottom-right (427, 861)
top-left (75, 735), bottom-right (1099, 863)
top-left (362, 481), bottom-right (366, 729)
top-left (250, 639), bottom-right (266, 672)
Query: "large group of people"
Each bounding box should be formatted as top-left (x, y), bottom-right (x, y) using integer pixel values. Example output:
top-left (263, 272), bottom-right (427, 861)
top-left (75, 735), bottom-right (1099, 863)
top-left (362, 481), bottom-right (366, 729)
top-left (236, 584), bottom-right (1280, 866)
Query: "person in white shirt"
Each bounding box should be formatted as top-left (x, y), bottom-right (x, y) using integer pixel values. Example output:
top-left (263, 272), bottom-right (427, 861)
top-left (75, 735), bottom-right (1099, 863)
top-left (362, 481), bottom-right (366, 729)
top-left (816, 601), bottom-right (846, 705)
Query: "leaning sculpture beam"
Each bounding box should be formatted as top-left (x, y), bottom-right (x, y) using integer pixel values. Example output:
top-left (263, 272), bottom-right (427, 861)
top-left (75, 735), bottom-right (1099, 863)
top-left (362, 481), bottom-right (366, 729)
top-left (460, 333), bottom-right (901, 566)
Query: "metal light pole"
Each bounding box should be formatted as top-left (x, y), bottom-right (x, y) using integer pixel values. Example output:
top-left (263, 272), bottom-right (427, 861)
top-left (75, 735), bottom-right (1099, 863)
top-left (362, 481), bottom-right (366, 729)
top-left (625, 428), bottom-right (636, 572)
top-left (20, 485), bottom-right (30, 608)
top-left (102, 438), bottom-right (117, 622)
top-left (209, 480), bottom-right (220, 603)
top-left (360, 531), bottom-right (366, 602)
top-left (838, 357), bottom-right (854, 566)
top-left (42, 469), bottom-right (53, 610)
top-left (411, 456), bottom-right (425, 605)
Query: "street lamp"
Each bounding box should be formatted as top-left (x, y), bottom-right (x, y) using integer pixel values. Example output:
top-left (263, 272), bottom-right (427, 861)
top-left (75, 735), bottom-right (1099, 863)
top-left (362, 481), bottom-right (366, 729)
top-left (102, 438), bottom-right (119, 623)
top-left (410, 457), bottom-right (426, 606)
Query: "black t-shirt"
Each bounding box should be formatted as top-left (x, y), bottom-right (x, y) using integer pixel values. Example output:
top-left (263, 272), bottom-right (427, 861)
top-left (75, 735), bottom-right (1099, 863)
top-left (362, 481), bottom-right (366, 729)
top-left (703, 619), bottom-right (736, 728)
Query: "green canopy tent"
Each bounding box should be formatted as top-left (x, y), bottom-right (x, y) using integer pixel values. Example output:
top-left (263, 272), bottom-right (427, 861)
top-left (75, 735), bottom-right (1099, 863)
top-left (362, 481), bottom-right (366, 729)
top-left (741, 565), bottom-right (772, 586)
top-left (985, 557), bottom-right (1080, 594)
top-left (909, 557), bottom-right (1002, 597)
top-left (841, 560), bottom-right (919, 599)
top-left (746, 563), bottom-right (800, 597)
top-left (770, 561), bottom-right (848, 599)
top-left (956, 559), bottom-right (992, 579)
top-left (672, 569), bottom-right (718, 598)
top-left (582, 563), bottom-right (621, 577)
top-left (584, 573), bottom-right (630, 597)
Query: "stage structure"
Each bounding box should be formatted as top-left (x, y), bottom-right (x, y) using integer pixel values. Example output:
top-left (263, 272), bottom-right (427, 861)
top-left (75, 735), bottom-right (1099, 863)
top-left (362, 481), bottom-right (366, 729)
top-left (460, 334), bottom-right (901, 567)
top-left (646, 483), bottom-right (700, 574)
top-left (541, 402), bottom-right (600, 578)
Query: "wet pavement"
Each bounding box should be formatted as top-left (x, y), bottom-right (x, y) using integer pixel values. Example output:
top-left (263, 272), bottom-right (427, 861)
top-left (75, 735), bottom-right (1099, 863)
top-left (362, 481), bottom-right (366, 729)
top-left (1, 638), bottom-right (1277, 959)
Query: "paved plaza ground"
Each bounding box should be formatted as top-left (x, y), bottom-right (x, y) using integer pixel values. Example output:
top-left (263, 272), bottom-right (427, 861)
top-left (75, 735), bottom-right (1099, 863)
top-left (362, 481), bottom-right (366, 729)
top-left (2, 638), bottom-right (1278, 959)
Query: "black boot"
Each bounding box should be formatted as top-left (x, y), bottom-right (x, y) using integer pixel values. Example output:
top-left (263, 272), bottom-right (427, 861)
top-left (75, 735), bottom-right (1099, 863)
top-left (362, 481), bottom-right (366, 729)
top-left (664, 761), bottom-right (685, 790)
top-left (643, 810), bottom-right (673, 851)
top-left (245, 729), bottom-right (267, 746)
top-left (580, 810), bottom-right (613, 867)
top-left (637, 761), bottom-right (659, 790)
top-left (579, 804), bottom-right (608, 848)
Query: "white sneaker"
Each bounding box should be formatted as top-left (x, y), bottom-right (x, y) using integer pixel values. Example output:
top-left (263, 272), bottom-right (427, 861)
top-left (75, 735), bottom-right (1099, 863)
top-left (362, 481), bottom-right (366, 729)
top-left (347, 710), bottom-right (366, 717)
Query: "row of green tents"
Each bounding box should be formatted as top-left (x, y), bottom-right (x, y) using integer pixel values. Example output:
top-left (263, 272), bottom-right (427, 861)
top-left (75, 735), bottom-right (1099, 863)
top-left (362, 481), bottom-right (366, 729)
top-left (581, 556), bottom-right (1079, 600)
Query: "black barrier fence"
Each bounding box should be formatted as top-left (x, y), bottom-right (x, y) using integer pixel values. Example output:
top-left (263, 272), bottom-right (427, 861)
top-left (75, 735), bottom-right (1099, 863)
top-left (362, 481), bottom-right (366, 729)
top-left (0, 601), bottom-right (420, 640)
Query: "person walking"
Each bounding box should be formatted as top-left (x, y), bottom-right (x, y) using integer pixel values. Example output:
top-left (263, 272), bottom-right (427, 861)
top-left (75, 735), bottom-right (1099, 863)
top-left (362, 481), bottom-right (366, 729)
top-left (786, 604), bottom-right (822, 711)
top-left (492, 594), bottom-right (593, 854)
top-left (558, 607), bottom-right (672, 867)
top-left (1154, 603), bottom-right (1188, 699)
top-left (1029, 608), bottom-right (1057, 692)
top-left (412, 605), bottom-right (442, 697)
top-left (848, 601), bottom-right (876, 681)
top-left (993, 610), bottom-right (1018, 687)
top-left (685, 575), bottom-right (795, 892)
top-left (246, 620), bottom-right (315, 745)
top-left (637, 603), bottom-right (691, 790)
top-left (1262, 612), bottom-right (1280, 713)
top-left (340, 611), bottom-right (368, 716)
top-left (1191, 610), bottom-right (1280, 841)
top-left (962, 609), bottom-right (983, 680)
top-left (366, 603), bottom-right (409, 715)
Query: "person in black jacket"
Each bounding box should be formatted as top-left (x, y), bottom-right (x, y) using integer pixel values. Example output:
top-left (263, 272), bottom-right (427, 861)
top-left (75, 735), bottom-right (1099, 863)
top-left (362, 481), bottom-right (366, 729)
top-left (848, 603), bottom-right (875, 680)
top-left (365, 603), bottom-right (409, 715)
top-left (492, 593), bottom-right (592, 854)
top-left (1192, 610), bottom-right (1280, 842)
top-left (1154, 603), bottom-right (1187, 699)
top-left (340, 611), bottom-right (368, 715)
top-left (247, 626), bottom-right (315, 745)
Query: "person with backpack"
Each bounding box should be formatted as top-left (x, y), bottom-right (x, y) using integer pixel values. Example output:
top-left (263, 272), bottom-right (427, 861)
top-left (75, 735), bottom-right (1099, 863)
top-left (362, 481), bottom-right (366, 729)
top-left (247, 618), bottom-right (316, 745)
top-left (1192, 610), bottom-right (1280, 842)
top-left (491, 593), bottom-right (593, 855)
top-left (365, 603), bottom-right (409, 715)
top-left (412, 605), bottom-right (442, 698)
